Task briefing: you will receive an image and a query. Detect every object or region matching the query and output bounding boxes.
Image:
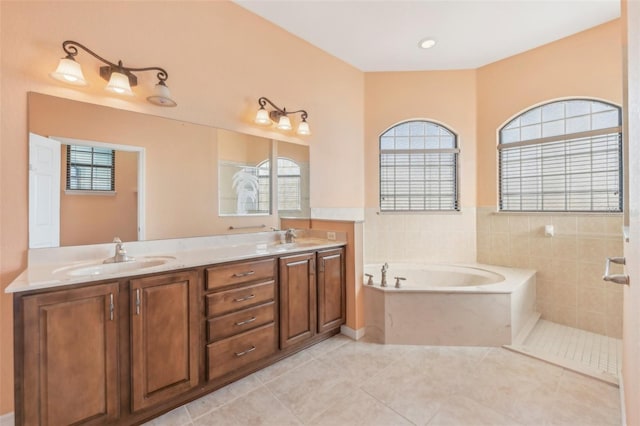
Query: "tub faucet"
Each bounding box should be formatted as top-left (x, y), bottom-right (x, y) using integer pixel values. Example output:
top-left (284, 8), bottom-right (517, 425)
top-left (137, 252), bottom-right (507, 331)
top-left (104, 237), bottom-right (134, 263)
top-left (285, 228), bottom-right (297, 244)
top-left (381, 262), bottom-right (389, 287)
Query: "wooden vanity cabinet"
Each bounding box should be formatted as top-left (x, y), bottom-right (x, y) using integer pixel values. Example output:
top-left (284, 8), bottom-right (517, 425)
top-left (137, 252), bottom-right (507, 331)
top-left (17, 282), bottom-right (120, 426)
top-left (279, 252), bottom-right (317, 349)
top-left (129, 270), bottom-right (200, 412)
top-left (204, 258), bottom-right (277, 381)
top-left (317, 248), bottom-right (346, 334)
top-left (13, 244), bottom-right (346, 425)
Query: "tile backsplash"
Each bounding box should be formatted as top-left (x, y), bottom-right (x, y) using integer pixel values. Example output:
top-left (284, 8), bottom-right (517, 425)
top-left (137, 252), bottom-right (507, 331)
top-left (364, 208), bottom-right (477, 264)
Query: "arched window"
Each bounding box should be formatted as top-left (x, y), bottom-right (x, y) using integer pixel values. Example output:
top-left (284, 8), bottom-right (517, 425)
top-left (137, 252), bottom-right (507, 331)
top-left (499, 99), bottom-right (622, 212)
top-left (257, 157), bottom-right (302, 211)
top-left (380, 120), bottom-right (459, 211)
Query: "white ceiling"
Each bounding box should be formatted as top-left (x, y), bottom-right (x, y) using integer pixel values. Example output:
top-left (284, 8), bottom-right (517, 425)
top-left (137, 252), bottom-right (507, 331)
top-left (235, 0), bottom-right (621, 72)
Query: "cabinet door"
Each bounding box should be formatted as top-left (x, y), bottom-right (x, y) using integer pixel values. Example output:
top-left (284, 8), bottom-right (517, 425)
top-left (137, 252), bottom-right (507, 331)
top-left (279, 252), bottom-right (316, 349)
top-left (317, 248), bottom-right (346, 334)
top-left (130, 270), bottom-right (199, 412)
top-left (21, 283), bottom-right (119, 426)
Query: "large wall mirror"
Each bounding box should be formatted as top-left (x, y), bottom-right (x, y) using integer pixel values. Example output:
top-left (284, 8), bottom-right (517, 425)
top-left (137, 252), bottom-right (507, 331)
top-left (27, 92), bottom-right (310, 248)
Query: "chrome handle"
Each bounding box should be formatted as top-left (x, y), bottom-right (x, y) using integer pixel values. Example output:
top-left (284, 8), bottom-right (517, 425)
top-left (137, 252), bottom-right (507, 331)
top-left (394, 277), bottom-right (406, 288)
top-left (364, 273), bottom-right (373, 285)
top-left (233, 294), bottom-right (255, 302)
top-left (603, 257), bottom-right (629, 286)
top-left (109, 293), bottom-right (115, 321)
top-left (233, 271), bottom-right (255, 278)
top-left (135, 288), bottom-right (141, 315)
top-left (235, 317), bottom-right (257, 326)
top-left (234, 346), bottom-right (256, 357)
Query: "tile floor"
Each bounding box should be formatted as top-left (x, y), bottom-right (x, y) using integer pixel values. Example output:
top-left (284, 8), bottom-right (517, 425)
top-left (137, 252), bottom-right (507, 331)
top-left (147, 334), bottom-right (621, 426)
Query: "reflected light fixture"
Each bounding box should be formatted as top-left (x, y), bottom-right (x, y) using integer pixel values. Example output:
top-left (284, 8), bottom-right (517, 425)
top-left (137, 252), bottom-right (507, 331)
top-left (50, 40), bottom-right (177, 107)
top-left (419, 38), bottom-right (437, 49)
top-left (254, 97), bottom-right (310, 136)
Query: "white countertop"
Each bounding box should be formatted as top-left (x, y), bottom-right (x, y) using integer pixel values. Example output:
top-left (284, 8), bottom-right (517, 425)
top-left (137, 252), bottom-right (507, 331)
top-left (6, 230), bottom-right (346, 294)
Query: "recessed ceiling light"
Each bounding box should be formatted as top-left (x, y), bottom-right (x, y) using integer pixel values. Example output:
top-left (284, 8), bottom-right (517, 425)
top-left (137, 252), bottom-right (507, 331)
top-left (419, 38), bottom-right (436, 49)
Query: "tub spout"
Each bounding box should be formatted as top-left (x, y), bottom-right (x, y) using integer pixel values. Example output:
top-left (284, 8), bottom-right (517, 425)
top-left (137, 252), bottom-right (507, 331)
top-left (381, 262), bottom-right (389, 287)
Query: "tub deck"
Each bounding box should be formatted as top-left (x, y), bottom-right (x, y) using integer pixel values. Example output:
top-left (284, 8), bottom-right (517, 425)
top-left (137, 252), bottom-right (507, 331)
top-left (363, 263), bottom-right (537, 346)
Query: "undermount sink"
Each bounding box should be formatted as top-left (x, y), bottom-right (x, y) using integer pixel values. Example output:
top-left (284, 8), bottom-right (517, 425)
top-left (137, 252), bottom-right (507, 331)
top-left (272, 239), bottom-right (330, 250)
top-left (54, 256), bottom-right (176, 278)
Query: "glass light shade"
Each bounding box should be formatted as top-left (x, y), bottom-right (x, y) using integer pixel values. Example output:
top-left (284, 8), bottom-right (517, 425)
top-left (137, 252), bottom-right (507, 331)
top-left (254, 108), bottom-right (271, 125)
top-left (277, 115), bottom-right (292, 131)
top-left (50, 58), bottom-right (87, 86)
top-left (296, 121), bottom-right (311, 136)
top-left (147, 83), bottom-right (177, 107)
top-left (105, 71), bottom-right (134, 96)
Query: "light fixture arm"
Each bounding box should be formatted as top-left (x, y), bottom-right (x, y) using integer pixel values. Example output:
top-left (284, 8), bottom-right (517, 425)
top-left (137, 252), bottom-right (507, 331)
top-left (258, 96), bottom-right (308, 121)
top-left (61, 40), bottom-right (170, 84)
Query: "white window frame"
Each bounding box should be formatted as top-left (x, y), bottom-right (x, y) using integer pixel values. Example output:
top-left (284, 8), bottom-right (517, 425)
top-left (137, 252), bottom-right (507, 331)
top-left (379, 119), bottom-right (460, 212)
top-left (498, 99), bottom-right (622, 213)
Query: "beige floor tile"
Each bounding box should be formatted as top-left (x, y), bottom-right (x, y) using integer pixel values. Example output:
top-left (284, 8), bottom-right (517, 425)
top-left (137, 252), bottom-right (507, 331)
top-left (265, 359), bottom-right (355, 423)
top-left (186, 373), bottom-right (263, 419)
top-left (224, 387), bottom-right (301, 426)
top-left (361, 362), bottom-right (448, 425)
top-left (314, 339), bottom-right (408, 384)
top-left (462, 352), bottom-right (562, 419)
top-left (304, 333), bottom-right (352, 358)
top-left (255, 350), bottom-right (315, 384)
top-left (191, 405), bottom-right (243, 426)
top-left (309, 387), bottom-right (413, 426)
top-left (149, 333), bottom-right (622, 426)
top-left (146, 406), bottom-right (192, 426)
top-left (427, 394), bottom-right (522, 426)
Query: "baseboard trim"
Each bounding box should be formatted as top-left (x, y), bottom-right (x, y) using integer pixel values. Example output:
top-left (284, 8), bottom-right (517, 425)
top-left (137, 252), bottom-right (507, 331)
top-left (340, 325), bottom-right (365, 340)
top-left (0, 412), bottom-right (15, 426)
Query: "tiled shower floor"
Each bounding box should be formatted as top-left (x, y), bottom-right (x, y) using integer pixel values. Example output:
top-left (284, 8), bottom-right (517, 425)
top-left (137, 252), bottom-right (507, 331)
top-left (506, 319), bottom-right (622, 385)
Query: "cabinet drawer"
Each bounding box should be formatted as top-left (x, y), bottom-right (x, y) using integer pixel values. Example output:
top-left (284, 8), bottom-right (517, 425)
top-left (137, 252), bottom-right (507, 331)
top-left (206, 281), bottom-right (275, 317)
top-left (207, 302), bottom-right (275, 342)
top-left (207, 323), bottom-right (276, 381)
top-left (206, 258), bottom-right (276, 291)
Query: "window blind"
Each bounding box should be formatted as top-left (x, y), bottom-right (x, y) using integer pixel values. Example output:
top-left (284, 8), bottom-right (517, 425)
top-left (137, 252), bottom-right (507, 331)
top-left (66, 145), bottom-right (115, 191)
top-left (379, 121), bottom-right (459, 212)
top-left (499, 131), bottom-right (622, 212)
top-left (498, 99), bottom-right (622, 213)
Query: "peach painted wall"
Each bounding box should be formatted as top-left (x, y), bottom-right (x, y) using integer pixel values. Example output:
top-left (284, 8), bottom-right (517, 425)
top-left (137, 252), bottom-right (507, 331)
top-left (363, 71), bottom-right (478, 264)
top-left (477, 20), bottom-right (623, 206)
top-left (0, 1), bottom-right (364, 413)
top-left (60, 146), bottom-right (138, 246)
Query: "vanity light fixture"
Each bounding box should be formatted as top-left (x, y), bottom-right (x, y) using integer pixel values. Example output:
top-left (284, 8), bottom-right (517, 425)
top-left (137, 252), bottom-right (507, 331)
top-left (50, 40), bottom-right (177, 107)
top-left (254, 97), bottom-right (311, 136)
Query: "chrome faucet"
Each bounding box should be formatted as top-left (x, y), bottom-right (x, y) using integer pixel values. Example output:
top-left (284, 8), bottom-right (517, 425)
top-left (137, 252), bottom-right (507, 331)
top-left (104, 237), bottom-right (134, 263)
top-left (285, 229), bottom-right (297, 244)
top-left (381, 262), bottom-right (389, 287)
